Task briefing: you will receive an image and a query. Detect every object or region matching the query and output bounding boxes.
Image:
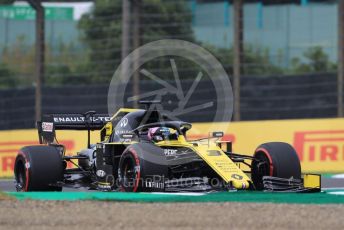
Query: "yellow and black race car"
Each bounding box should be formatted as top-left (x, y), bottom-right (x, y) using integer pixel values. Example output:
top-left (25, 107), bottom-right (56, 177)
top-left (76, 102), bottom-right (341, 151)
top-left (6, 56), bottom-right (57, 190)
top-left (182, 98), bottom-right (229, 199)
top-left (14, 102), bottom-right (321, 193)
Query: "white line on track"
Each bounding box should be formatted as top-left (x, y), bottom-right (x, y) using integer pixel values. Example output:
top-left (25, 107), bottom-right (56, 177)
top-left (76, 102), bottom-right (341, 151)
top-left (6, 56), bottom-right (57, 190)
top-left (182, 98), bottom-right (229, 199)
top-left (322, 187), bottom-right (344, 191)
top-left (327, 191), bottom-right (344, 195)
top-left (0, 179), bottom-right (14, 182)
top-left (148, 192), bottom-right (206, 196)
top-left (332, 174), bottom-right (344, 179)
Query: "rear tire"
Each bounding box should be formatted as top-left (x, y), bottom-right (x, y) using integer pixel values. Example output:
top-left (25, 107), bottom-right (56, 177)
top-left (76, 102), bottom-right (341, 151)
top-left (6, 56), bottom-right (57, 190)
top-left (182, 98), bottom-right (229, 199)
top-left (14, 145), bottom-right (63, 191)
top-left (251, 142), bottom-right (301, 190)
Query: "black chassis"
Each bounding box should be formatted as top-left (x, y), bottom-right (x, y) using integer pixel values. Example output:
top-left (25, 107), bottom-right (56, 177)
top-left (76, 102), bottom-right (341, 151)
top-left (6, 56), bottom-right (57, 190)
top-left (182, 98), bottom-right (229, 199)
top-left (33, 107), bottom-right (316, 193)
top-left (37, 109), bottom-right (248, 192)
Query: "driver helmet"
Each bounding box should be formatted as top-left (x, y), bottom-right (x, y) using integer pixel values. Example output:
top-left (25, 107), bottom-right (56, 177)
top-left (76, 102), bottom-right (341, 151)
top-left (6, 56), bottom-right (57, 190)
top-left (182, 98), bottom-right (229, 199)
top-left (148, 127), bottom-right (171, 142)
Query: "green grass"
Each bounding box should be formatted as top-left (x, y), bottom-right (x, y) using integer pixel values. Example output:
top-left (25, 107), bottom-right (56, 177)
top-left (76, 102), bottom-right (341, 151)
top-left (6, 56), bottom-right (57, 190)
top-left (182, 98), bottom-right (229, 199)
top-left (7, 190), bottom-right (344, 204)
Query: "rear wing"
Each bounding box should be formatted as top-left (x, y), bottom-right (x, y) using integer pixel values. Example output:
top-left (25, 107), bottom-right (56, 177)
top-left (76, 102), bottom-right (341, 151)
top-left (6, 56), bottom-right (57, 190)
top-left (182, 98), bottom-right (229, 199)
top-left (42, 113), bottom-right (110, 130)
top-left (37, 111), bottom-right (111, 145)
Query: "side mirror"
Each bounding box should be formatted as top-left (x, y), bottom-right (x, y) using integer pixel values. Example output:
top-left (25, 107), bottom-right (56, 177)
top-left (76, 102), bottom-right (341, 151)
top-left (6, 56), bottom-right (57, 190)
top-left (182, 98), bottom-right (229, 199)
top-left (105, 122), bottom-right (113, 136)
top-left (206, 131), bottom-right (224, 147)
top-left (212, 132), bottom-right (224, 138)
top-left (101, 122), bottom-right (113, 141)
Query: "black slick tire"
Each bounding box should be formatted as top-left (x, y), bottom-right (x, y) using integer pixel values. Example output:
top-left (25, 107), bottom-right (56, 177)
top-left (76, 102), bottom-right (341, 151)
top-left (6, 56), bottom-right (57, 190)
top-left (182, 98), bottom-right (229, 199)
top-left (251, 142), bottom-right (301, 190)
top-left (14, 145), bottom-right (63, 191)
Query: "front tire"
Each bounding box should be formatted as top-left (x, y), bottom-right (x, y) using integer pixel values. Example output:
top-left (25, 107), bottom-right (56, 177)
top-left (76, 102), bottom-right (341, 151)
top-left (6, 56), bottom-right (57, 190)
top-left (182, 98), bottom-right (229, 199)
top-left (14, 145), bottom-right (63, 191)
top-left (251, 142), bottom-right (301, 190)
top-left (118, 147), bottom-right (142, 192)
top-left (118, 143), bottom-right (168, 192)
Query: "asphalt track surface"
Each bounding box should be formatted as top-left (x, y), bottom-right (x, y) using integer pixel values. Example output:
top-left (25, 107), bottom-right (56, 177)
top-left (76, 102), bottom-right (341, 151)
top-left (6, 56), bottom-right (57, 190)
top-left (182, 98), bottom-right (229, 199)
top-left (1, 199), bottom-right (344, 230)
top-left (1, 177), bottom-right (343, 192)
top-left (1, 177), bottom-right (344, 230)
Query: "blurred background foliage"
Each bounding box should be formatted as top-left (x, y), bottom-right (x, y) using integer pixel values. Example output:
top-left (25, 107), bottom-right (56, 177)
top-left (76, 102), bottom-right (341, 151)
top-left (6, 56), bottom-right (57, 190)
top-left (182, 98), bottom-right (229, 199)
top-left (0, 0), bottom-right (338, 88)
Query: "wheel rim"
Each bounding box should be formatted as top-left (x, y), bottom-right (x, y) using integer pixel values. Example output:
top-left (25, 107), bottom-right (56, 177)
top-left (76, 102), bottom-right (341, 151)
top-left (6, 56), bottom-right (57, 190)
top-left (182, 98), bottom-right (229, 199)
top-left (15, 161), bottom-right (26, 191)
top-left (121, 156), bottom-right (136, 189)
top-left (252, 152), bottom-right (271, 190)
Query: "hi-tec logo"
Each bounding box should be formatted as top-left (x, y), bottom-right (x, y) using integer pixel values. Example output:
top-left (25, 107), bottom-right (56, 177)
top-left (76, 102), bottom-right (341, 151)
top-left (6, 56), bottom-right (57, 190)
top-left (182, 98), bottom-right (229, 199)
top-left (119, 118), bottom-right (128, 127)
top-left (53, 116), bottom-right (110, 123)
top-left (164, 149), bottom-right (177, 156)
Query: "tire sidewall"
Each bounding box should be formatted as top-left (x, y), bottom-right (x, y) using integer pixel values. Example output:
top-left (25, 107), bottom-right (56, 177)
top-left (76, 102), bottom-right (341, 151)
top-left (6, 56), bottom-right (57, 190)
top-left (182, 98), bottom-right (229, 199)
top-left (14, 145), bottom-right (63, 191)
top-left (118, 147), bottom-right (142, 192)
top-left (14, 153), bottom-right (29, 191)
top-left (118, 143), bottom-right (168, 192)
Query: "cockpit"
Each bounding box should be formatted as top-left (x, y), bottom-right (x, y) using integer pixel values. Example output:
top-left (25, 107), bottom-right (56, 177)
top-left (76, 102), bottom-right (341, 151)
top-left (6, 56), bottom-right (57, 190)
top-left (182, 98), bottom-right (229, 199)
top-left (109, 109), bottom-right (191, 143)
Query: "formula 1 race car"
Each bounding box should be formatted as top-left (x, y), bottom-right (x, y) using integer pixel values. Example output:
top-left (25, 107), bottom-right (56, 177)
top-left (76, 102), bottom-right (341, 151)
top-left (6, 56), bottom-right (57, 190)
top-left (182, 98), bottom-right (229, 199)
top-left (14, 101), bottom-right (321, 193)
